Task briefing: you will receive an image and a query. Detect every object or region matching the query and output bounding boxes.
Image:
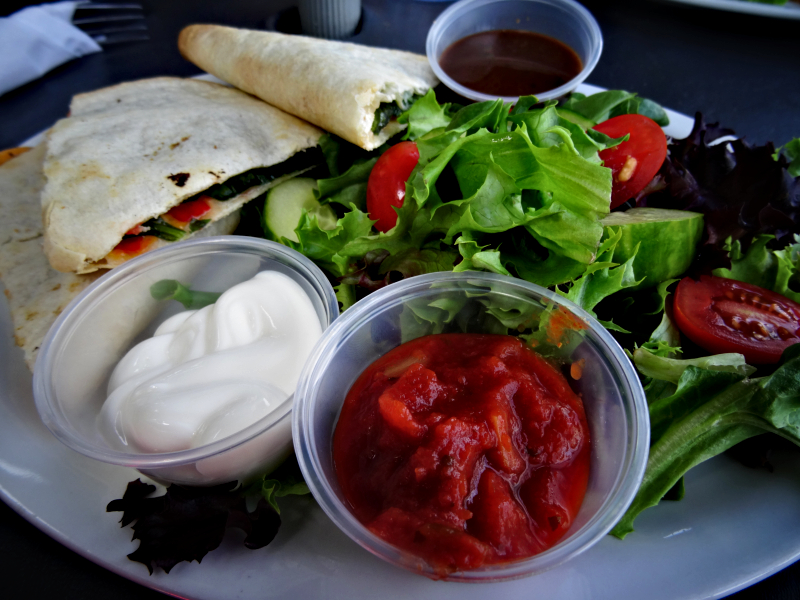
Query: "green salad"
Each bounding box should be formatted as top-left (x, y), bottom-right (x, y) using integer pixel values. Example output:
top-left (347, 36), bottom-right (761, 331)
top-left (252, 87), bottom-right (800, 538)
top-left (117, 87), bottom-right (800, 572)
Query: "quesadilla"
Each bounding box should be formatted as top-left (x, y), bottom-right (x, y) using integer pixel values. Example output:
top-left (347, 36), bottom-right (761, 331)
top-left (0, 147), bottom-right (31, 166)
top-left (177, 25), bottom-right (439, 151)
top-left (0, 144), bottom-right (101, 370)
top-left (41, 77), bottom-right (324, 274)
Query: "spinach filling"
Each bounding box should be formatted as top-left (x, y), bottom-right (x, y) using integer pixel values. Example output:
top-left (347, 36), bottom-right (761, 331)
top-left (371, 94), bottom-right (421, 134)
top-left (189, 219), bottom-right (210, 232)
top-left (200, 147), bottom-right (323, 201)
top-left (125, 148), bottom-right (323, 243)
top-left (135, 216), bottom-right (209, 243)
top-left (142, 217), bottom-right (186, 242)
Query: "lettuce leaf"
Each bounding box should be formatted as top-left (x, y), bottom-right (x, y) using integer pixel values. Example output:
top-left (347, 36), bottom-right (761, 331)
top-left (315, 157), bottom-right (376, 211)
top-left (613, 344), bottom-right (800, 539)
top-left (713, 234), bottom-right (800, 303)
top-left (288, 207), bottom-right (375, 277)
top-left (560, 89), bottom-right (670, 127)
top-left (633, 348), bottom-right (756, 387)
top-left (242, 454), bottom-right (311, 514)
top-left (558, 229), bottom-right (643, 331)
top-left (292, 94), bottom-right (618, 300)
top-left (399, 89), bottom-right (456, 141)
top-left (775, 138), bottom-right (800, 177)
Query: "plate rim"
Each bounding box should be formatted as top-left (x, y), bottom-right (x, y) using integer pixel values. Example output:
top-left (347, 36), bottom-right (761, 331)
top-left (2, 80), bottom-right (799, 600)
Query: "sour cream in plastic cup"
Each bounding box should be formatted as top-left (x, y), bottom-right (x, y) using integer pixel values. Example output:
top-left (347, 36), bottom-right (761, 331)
top-left (33, 237), bottom-right (338, 486)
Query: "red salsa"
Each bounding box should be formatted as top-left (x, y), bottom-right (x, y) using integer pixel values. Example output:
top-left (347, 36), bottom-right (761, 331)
top-left (333, 334), bottom-right (591, 575)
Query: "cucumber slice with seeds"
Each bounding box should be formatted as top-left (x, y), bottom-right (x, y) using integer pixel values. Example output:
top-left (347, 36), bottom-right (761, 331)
top-left (263, 178), bottom-right (337, 243)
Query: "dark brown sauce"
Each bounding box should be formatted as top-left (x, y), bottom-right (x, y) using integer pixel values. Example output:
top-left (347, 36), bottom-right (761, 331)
top-left (439, 29), bottom-right (583, 97)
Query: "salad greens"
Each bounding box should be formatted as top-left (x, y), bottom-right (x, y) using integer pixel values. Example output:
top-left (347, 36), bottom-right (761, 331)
top-left (615, 344), bottom-right (800, 538)
top-left (127, 86), bottom-right (799, 571)
top-left (637, 114), bottom-right (799, 254)
top-left (288, 90), bottom-right (650, 310)
top-left (108, 479), bottom-right (279, 574)
top-left (109, 456), bottom-right (310, 573)
top-left (712, 233), bottom-right (800, 302)
top-left (776, 137), bottom-right (800, 177)
top-left (560, 89), bottom-right (670, 127)
top-left (260, 87), bottom-right (800, 539)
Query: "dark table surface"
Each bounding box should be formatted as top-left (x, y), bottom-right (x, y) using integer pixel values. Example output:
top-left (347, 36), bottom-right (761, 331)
top-left (1, 1), bottom-right (798, 598)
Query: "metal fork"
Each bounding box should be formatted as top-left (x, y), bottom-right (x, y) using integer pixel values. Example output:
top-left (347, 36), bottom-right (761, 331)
top-left (72, 2), bottom-right (149, 45)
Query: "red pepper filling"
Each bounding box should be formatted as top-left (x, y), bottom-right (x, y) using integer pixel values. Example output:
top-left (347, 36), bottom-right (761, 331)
top-left (107, 235), bottom-right (158, 262)
top-left (164, 195), bottom-right (212, 225)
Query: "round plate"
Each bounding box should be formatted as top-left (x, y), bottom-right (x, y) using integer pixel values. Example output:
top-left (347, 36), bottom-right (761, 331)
top-left (2, 84), bottom-right (799, 599)
top-left (660, 0), bottom-right (800, 20)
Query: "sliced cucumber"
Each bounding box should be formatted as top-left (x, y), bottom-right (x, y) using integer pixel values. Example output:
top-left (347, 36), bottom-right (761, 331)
top-left (601, 208), bottom-right (704, 290)
top-left (557, 108), bottom-right (596, 130)
top-left (263, 178), bottom-right (337, 243)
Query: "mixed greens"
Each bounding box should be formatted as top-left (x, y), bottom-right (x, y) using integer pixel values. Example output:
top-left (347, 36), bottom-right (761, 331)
top-left (108, 453), bottom-right (310, 573)
top-left (289, 90), bottom-right (643, 308)
top-left (260, 88), bottom-right (800, 538)
top-left (118, 87), bottom-right (800, 572)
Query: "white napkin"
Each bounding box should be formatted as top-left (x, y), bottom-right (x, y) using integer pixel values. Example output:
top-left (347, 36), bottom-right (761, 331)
top-left (0, 2), bottom-right (102, 97)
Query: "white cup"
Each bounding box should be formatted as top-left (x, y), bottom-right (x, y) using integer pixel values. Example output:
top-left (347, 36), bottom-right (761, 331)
top-left (298, 0), bottom-right (361, 39)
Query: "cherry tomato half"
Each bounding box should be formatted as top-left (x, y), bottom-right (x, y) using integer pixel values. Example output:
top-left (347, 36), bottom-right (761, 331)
top-left (593, 114), bottom-right (668, 209)
top-left (673, 275), bottom-right (800, 364)
top-left (366, 141), bottom-right (420, 233)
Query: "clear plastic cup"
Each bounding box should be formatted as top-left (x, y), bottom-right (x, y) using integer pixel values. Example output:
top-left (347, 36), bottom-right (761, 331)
top-left (33, 236), bottom-right (338, 486)
top-left (427, 0), bottom-right (603, 102)
top-left (293, 271), bottom-right (648, 581)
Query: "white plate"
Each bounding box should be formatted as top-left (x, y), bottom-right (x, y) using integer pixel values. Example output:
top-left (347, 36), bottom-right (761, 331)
top-left (2, 86), bottom-right (799, 600)
top-left (661, 0), bottom-right (800, 19)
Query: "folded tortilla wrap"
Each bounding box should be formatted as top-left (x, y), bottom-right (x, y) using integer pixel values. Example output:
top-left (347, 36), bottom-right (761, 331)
top-left (0, 144), bottom-right (100, 370)
top-left (41, 77), bottom-right (324, 274)
top-left (178, 25), bottom-right (439, 151)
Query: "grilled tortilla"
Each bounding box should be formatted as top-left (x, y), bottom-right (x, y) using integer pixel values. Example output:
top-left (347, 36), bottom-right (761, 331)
top-left (178, 25), bottom-right (439, 151)
top-left (0, 144), bottom-right (100, 370)
top-left (42, 77), bottom-right (324, 274)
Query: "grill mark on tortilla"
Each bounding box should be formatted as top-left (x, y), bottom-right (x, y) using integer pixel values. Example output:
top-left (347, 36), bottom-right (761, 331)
top-left (168, 172), bottom-right (190, 187)
top-left (170, 136), bottom-right (191, 150)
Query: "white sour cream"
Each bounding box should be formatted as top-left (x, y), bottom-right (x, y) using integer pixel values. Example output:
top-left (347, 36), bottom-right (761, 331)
top-left (98, 270), bottom-right (322, 454)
